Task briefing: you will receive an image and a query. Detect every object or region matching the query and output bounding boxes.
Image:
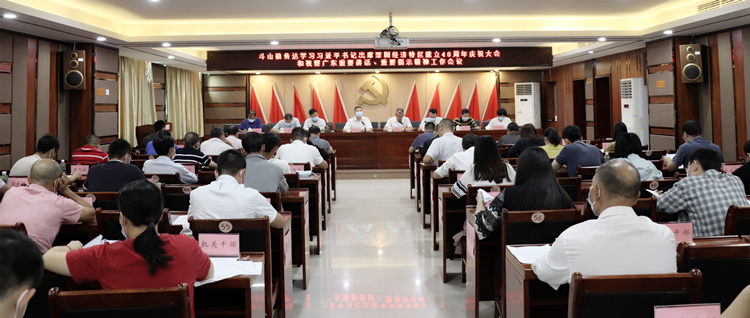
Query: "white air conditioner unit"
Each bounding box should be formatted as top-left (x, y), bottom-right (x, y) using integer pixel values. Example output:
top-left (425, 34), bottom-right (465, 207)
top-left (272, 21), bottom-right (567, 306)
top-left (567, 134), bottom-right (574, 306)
top-left (514, 82), bottom-right (541, 127)
top-left (620, 78), bottom-right (649, 146)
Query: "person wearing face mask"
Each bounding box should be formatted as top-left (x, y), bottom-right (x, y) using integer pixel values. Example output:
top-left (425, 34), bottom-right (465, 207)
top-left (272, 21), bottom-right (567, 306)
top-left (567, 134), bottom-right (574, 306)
top-left (0, 229), bottom-right (43, 318)
top-left (9, 134), bottom-right (60, 177)
top-left (303, 108), bottom-right (328, 131)
top-left (485, 108), bottom-right (513, 130)
top-left (188, 150), bottom-right (285, 228)
top-left (239, 110), bottom-right (263, 132)
top-left (657, 148), bottom-right (748, 237)
top-left (664, 120), bottom-right (723, 172)
top-left (384, 108), bottom-right (414, 132)
top-left (173, 132), bottom-right (218, 170)
top-left (531, 160), bottom-right (677, 290)
top-left (418, 108), bottom-right (443, 131)
top-left (422, 119), bottom-right (463, 165)
top-left (271, 113), bottom-right (302, 133)
top-left (343, 106), bottom-right (374, 132)
top-left (83, 139), bottom-right (148, 192)
top-left (0, 159), bottom-right (96, 252)
top-left (452, 109), bottom-right (480, 130)
top-left (142, 136), bottom-right (198, 184)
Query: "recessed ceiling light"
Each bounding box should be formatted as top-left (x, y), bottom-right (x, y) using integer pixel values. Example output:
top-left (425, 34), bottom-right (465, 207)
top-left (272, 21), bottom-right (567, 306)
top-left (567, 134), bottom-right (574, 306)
top-left (492, 38), bottom-right (501, 43)
top-left (3, 13), bottom-right (16, 19)
top-left (256, 72), bottom-right (260, 75)
top-left (494, 69), bottom-right (499, 72)
top-left (168, 55), bottom-right (174, 59)
top-left (149, 0), bottom-right (159, 2)
top-left (375, 71), bottom-right (380, 73)
top-left (588, 51), bottom-right (594, 54)
top-left (315, 71), bottom-right (320, 74)
top-left (270, 41), bottom-right (279, 45)
top-left (598, 37), bottom-right (606, 42)
top-left (664, 30), bottom-right (673, 35)
top-left (97, 37), bottom-right (106, 42)
top-left (162, 42), bottom-right (170, 47)
top-left (435, 70), bottom-right (440, 73)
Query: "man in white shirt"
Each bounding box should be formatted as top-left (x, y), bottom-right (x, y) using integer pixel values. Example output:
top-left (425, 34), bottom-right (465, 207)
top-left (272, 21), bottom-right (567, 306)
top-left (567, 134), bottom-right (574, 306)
top-left (422, 119), bottom-right (463, 165)
top-left (188, 149), bottom-right (284, 228)
top-left (276, 128), bottom-right (328, 170)
top-left (262, 132), bottom-right (291, 174)
top-left (10, 134), bottom-right (59, 176)
top-left (343, 106), bottom-right (373, 132)
top-left (271, 113), bottom-right (301, 133)
top-left (384, 108), bottom-right (414, 132)
top-left (142, 136), bottom-right (199, 184)
top-left (224, 125), bottom-right (243, 149)
top-left (485, 108), bottom-right (513, 130)
top-left (531, 160), bottom-right (677, 290)
top-left (418, 108), bottom-right (442, 131)
top-left (303, 108), bottom-right (328, 131)
top-left (433, 134), bottom-right (477, 179)
top-left (200, 127), bottom-right (234, 156)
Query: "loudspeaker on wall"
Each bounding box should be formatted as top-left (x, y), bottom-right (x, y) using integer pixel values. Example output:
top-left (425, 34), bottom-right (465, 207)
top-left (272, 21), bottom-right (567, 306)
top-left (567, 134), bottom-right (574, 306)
top-left (679, 44), bottom-right (704, 84)
top-left (63, 50), bottom-right (86, 90)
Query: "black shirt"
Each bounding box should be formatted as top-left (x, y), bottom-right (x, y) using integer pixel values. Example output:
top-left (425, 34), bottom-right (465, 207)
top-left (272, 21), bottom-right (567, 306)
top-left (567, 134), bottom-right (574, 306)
top-left (84, 161), bottom-right (147, 192)
top-left (420, 136), bottom-right (438, 157)
top-left (508, 137), bottom-right (546, 158)
top-left (733, 161), bottom-right (750, 195)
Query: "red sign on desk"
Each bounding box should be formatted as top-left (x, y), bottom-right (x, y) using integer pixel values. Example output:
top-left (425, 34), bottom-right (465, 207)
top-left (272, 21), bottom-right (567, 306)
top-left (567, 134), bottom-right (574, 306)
top-left (251, 128), bottom-right (262, 133)
top-left (392, 127), bottom-right (404, 132)
top-left (199, 233), bottom-right (240, 257)
top-left (183, 165), bottom-right (196, 174)
top-left (457, 126), bottom-right (471, 131)
top-left (494, 125), bottom-right (505, 130)
top-left (290, 165), bottom-right (305, 173)
top-left (6, 177), bottom-right (28, 187)
top-left (661, 222), bottom-right (693, 243)
top-left (351, 127), bottom-right (362, 133)
top-left (71, 165), bottom-right (89, 175)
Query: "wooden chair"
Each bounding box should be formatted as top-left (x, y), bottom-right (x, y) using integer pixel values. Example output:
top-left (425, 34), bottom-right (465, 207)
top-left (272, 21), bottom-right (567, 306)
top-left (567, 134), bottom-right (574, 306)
top-left (179, 162), bottom-right (201, 174)
top-left (144, 173), bottom-right (182, 184)
top-left (49, 283), bottom-right (190, 318)
top-left (725, 205), bottom-right (750, 235)
top-left (284, 173), bottom-right (300, 188)
top-left (650, 159), bottom-right (664, 171)
top-left (568, 270), bottom-right (702, 318)
top-left (498, 147), bottom-right (509, 158)
top-left (557, 176), bottom-right (582, 202)
top-left (642, 149), bottom-right (666, 160)
top-left (162, 184), bottom-right (202, 212)
top-left (77, 192), bottom-right (120, 211)
top-left (677, 237), bottom-right (750, 310)
top-left (131, 154), bottom-right (155, 160)
top-left (503, 157), bottom-right (518, 165)
top-left (94, 208), bottom-right (126, 240)
top-left (575, 166), bottom-right (598, 181)
top-left (723, 161), bottom-right (744, 174)
top-left (0, 222), bottom-right (27, 236)
top-left (198, 171), bottom-right (216, 184)
top-left (632, 197), bottom-right (657, 219)
top-left (260, 191), bottom-right (283, 211)
top-left (188, 217), bottom-right (277, 317)
top-left (448, 169), bottom-right (464, 183)
top-left (130, 159), bottom-right (147, 169)
top-left (466, 184), bottom-right (513, 205)
top-left (289, 162), bottom-right (311, 172)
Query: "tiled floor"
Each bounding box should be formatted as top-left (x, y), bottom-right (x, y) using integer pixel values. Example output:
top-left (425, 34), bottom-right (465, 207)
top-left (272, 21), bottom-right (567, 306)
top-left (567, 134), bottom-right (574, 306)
top-left (291, 178), bottom-right (494, 318)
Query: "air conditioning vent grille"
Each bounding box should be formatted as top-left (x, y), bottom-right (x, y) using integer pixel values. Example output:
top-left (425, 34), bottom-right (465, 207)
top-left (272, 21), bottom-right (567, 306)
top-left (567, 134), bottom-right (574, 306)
top-left (516, 84), bottom-right (533, 96)
top-left (698, 0), bottom-right (744, 13)
top-left (621, 80), bottom-right (633, 99)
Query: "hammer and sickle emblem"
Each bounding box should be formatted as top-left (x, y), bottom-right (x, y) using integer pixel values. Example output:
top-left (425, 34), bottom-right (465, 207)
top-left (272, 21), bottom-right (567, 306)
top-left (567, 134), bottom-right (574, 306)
top-left (357, 76), bottom-right (389, 106)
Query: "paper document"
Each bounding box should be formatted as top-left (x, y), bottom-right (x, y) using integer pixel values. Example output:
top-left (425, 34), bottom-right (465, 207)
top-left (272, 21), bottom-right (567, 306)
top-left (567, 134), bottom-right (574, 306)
top-left (665, 154), bottom-right (684, 169)
top-left (83, 235), bottom-right (120, 248)
top-left (646, 189), bottom-right (661, 198)
top-left (507, 245), bottom-right (551, 264)
top-left (477, 189), bottom-right (497, 204)
top-left (195, 257), bottom-right (263, 287)
top-left (173, 215), bottom-right (189, 226)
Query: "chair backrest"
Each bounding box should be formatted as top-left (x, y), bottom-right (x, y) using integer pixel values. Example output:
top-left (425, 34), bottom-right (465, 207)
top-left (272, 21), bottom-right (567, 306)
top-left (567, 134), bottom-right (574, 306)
top-left (289, 162), bottom-right (311, 172)
top-left (130, 159), bottom-right (147, 168)
top-left (575, 166), bottom-right (598, 181)
top-left (259, 191), bottom-right (283, 211)
top-left (48, 283), bottom-right (190, 318)
top-left (198, 171), bottom-right (216, 185)
top-left (379, 122), bottom-right (387, 129)
top-left (642, 149), bottom-right (667, 160)
top-left (724, 205), bottom-right (750, 235)
top-left (557, 176), bottom-right (582, 202)
top-left (131, 154), bottom-right (152, 160)
top-left (677, 237), bottom-right (750, 310)
top-left (650, 159), bottom-right (664, 171)
top-left (262, 124), bottom-right (270, 132)
top-left (179, 162), bottom-right (200, 174)
top-left (94, 209), bottom-right (127, 240)
top-left (501, 207), bottom-right (582, 246)
top-left (466, 184), bottom-right (513, 205)
top-left (326, 122), bottom-right (334, 130)
top-left (162, 185), bottom-right (202, 212)
top-left (0, 222), bottom-right (27, 236)
top-left (632, 197), bottom-right (657, 219)
top-left (639, 178), bottom-right (681, 198)
top-left (504, 157), bottom-right (518, 165)
top-left (144, 173), bottom-right (182, 184)
top-left (568, 270), bottom-right (703, 318)
top-left (498, 147), bottom-right (509, 158)
top-left (284, 173), bottom-right (300, 188)
top-left (335, 122), bottom-right (346, 130)
top-left (223, 124), bottom-right (237, 134)
top-left (448, 170), bottom-right (464, 183)
top-left (78, 192), bottom-right (120, 211)
top-left (411, 121), bottom-right (420, 128)
top-left (437, 160), bottom-right (446, 167)
top-left (482, 120), bottom-right (490, 127)
top-left (723, 161), bottom-right (744, 174)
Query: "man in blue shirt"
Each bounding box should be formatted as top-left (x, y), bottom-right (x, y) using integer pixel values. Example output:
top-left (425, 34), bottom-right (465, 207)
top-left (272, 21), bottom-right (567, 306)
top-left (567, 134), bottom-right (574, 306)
top-left (552, 125), bottom-right (606, 177)
top-left (409, 122), bottom-right (436, 154)
top-left (145, 130), bottom-right (178, 155)
top-left (239, 110), bottom-right (263, 132)
top-left (665, 120), bottom-right (723, 172)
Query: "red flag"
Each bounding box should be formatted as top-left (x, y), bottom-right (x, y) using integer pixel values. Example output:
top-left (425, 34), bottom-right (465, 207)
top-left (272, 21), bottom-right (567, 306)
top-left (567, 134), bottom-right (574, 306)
top-left (466, 80), bottom-right (480, 119)
top-left (312, 81), bottom-right (328, 122)
top-left (333, 80), bottom-right (349, 123)
top-left (444, 80), bottom-right (462, 120)
top-left (481, 77), bottom-right (499, 122)
top-left (250, 82), bottom-right (268, 124)
top-left (404, 81), bottom-right (420, 121)
top-left (269, 83), bottom-right (285, 123)
top-left (423, 81), bottom-right (440, 119)
top-left (292, 84), bottom-right (306, 120)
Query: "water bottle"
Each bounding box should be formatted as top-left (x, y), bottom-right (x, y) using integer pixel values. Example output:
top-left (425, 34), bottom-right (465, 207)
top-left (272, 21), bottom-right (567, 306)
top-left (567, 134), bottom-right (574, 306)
top-left (180, 223), bottom-right (193, 237)
top-left (60, 159), bottom-right (67, 173)
top-left (604, 152), bottom-right (610, 161)
top-left (1, 171), bottom-right (7, 182)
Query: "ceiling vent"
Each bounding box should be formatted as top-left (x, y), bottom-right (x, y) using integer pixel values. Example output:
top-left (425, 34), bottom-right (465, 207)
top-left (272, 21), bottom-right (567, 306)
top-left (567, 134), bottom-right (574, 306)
top-left (698, 0), bottom-right (744, 13)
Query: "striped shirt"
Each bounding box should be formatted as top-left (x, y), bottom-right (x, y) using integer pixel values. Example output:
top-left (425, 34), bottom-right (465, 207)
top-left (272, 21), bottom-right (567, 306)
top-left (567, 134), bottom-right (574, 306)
top-left (452, 117), bottom-right (480, 130)
top-left (173, 146), bottom-right (212, 169)
top-left (71, 145), bottom-right (109, 165)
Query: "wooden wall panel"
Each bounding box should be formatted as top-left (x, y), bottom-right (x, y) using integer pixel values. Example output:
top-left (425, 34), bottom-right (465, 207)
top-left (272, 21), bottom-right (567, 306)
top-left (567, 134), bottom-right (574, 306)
top-left (11, 35), bottom-right (28, 163)
top-left (153, 65), bottom-right (166, 84)
top-left (204, 91), bottom-right (246, 104)
top-left (94, 112), bottom-right (118, 137)
top-left (0, 155), bottom-right (9, 170)
top-left (154, 89), bottom-right (165, 106)
top-left (648, 72), bottom-right (675, 96)
top-left (94, 79), bottom-right (118, 104)
top-left (647, 39), bottom-right (673, 66)
top-left (0, 73), bottom-right (11, 104)
top-left (0, 33), bottom-right (12, 63)
top-left (674, 36), bottom-right (701, 153)
top-left (0, 114), bottom-right (10, 144)
top-left (25, 38), bottom-right (37, 156)
top-left (94, 46), bottom-right (119, 74)
top-left (205, 75), bottom-right (246, 87)
top-left (68, 43), bottom-right (94, 152)
top-left (710, 34), bottom-right (723, 150)
top-left (36, 41), bottom-right (51, 138)
top-left (732, 29), bottom-right (747, 160)
top-left (717, 33), bottom-right (737, 160)
top-left (744, 27), bottom-right (750, 144)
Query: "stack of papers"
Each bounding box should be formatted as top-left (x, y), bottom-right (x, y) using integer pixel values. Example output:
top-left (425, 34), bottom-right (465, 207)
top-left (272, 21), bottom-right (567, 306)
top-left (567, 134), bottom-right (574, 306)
top-left (195, 257), bottom-right (263, 287)
top-left (83, 235), bottom-right (120, 248)
top-left (507, 245), bottom-right (551, 264)
top-left (172, 215), bottom-right (189, 226)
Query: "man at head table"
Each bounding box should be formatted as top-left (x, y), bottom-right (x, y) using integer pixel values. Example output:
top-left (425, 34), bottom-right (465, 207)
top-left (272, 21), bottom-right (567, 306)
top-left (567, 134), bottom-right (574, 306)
top-left (418, 108), bottom-right (442, 132)
top-left (531, 160), bottom-right (677, 290)
top-left (485, 108), bottom-right (513, 130)
top-left (238, 110), bottom-right (263, 132)
top-left (303, 108), bottom-right (328, 131)
top-left (343, 106), bottom-right (373, 132)
top-left (271, 113), bottom-right (301, 133)
top-left (384, 108), bottom-right (414, 132)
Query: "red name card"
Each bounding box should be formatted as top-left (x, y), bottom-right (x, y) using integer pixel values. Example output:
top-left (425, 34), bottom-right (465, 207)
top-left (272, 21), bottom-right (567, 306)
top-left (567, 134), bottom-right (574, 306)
top-left (654, 304), bottom-right (720, 318)
top-left (724, 164), bottom-right (742, 174)
top-left (457, 125), bottom-right (471, 131)
top-left (176, 144), bottom-right (185, 148)
top-left (6, 177), bottom-right (28, 187)
top-left (278, 128), bottom-right (287, 133)
top-left (351, 127), bottom-right (362, 132)
top-left (71, 165), bottom-right (89, 175)
top-left (199, 233), bottom-right (240, 257)
top-left (392, 127), bottom-right (404, 132)
top-left (82, 196), bottom-right (94, 205)
top-left (183, 165), bottom-right (196, 174)
top-left (601, 142), bottom-right (612, 150)
top-left (290, 165), bottom-right (305, 173)
top-left (661, 222), bottom-right (693, 243)
top-left (494, 125), bottom-right (505, 130)
top-left (251, 128), bottom-right (262, 133)
top-left (165, 124), bottom-right (171, 131)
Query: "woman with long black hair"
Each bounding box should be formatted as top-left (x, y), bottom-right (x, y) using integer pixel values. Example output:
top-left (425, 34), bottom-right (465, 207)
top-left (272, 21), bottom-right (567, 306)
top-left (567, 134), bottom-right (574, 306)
top-left (508, 124), bottom-right (545, 158)
top-left (452, 135), bottom-right (515, 198)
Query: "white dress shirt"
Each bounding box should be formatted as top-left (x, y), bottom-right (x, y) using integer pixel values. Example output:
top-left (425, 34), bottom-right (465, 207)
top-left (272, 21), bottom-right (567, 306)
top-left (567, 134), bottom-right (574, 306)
top-left (434, 147), bottom-right (474, 178)
top-left (531, 206), bottom-right (677, 290)
top-left (418, 117), bottom-right (443, 131)
top-left (200, 138), bottom-right (234, 156)
top-left (188, 175), bottom-right (278, 222)
top-left (425, 132), bottom-right (463, 163)
top-left (225, 136), bottom-right (243, 149)
top-left (384, 116), bottom-right (412, 131)
top-left (343, 116), bottom-right (373, 132)
top-left (142, 156), bottom-right (198, 184)
top-left (272, 118), bottom-right (301, 131)
top-left (269, 158), bottom-right (291, 174)
top-left (485, 117), bottom-right (513, 130)
top-left (303, 118), bottom-right (328, 130)
top-left (9, 154), bottom-right (42, 176)
top-left (451, 162), bottom-right (515, 198)
top-left (276, 140), bottom-right (325, 167)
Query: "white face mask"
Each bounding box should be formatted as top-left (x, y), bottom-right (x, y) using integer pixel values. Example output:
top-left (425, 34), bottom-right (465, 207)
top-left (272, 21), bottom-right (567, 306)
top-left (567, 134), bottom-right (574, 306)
top-left (356, 111), bottom-right (363, 118)
top-left (498, 116), bottom-right (505, 120)
top-left (587, 184), bottom-right (600, 214)
top-left (14, 289), bottom-right (30, 318)
top-left (425, 117), bottom-right (435, 123)
top-left (462, 116), bottom-right (470, 121)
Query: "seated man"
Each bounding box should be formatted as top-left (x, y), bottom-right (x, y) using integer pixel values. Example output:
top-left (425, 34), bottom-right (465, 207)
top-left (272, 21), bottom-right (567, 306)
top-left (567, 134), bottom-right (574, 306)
top-left (10, 134), bottom-right (59, 176)
top-left (70, 134), bottom-right (109, 164)
top-left (271, 113), bottom-right (301, 133)
top-left (0, 228), bottom-right (44, 318)
top-left (418, 108), bottom-right (442, 131)
top-left (532, 160), bottom-right (677, 290)
top-left (173, 132), bottom-right (217, 170)
top-left (657, 148), bottom-right (748, 237)
top-left (343, 106), bottom-right (373, 132)
top-left (143, 136), bottom-right (198, 184)
top-left (452, 109), bottom-right (480, 130)
top-left (409, 122), bottom-right (435, 154)
top-left (308, 126), bottom-right (334, 155)
top-left (242, 132), bottom-right (289, 194)
top-left (0, 159), bottom-right (96, 252)
top-left (306, 130), bottom-right (330, 161)
top-left (145, 130), bottom-right (178, 155)
top-left (485, 108), bottom-right (513, 130)
top-left (262, 132), bottom-right (291, 174)
top-left (422, 119), bottom-right (463, 165)
top-left (552, 125), bottom-right (605, 177)
top-left (224, 125), bottom-right (243, 149)
top-left (140, 120), bottom-right (166, 148)
top-left (664, 120), bottom-right (722, 172)
top-left (276, 128), bottom-right (328, 170)
top-left (496, 123), bottom-right (520, 145)
top-left (384, 108), bottom-right (414, 132)
top-left (188, 150), bottom-right (284, 228)
top-left (84, 139), bottom-right (147, 192)
top-left (238, 110), bottom-right (263, 132)
top-left (200, 127), bottom-right (234, 156)
top-left (303, 108), bottom-right (328, 131)
top-left (433, 134), bottom-right (477, 179)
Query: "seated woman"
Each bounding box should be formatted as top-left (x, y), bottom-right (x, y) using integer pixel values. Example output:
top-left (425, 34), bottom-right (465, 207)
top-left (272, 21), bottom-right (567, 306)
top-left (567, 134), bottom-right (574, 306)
top-left (540, 127), bottom-right (564, 159)
top-left (43, 179), bottom-right (214, 318)
top-left (452, 135), bottom-right (515, 198)
top-left (508, 124), bottom-right (545, 158)
top-left (473, 147), bottom-right (575, 239)
top-left (613, 133), bottom-right (663, 181)
top-left (603, 121), bottom-right (627, 153)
